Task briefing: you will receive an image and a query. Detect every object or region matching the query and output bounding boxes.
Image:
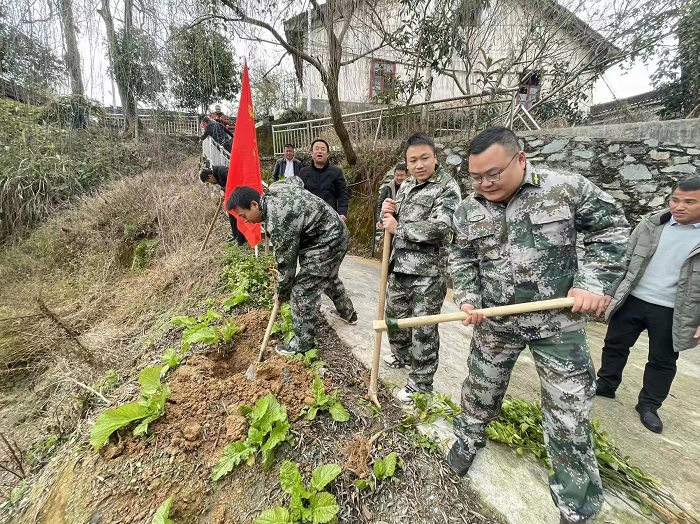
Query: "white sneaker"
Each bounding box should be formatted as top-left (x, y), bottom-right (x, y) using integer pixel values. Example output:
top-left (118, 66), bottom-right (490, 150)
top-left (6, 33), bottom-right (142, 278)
top-left (396, 383), bottom-right (431, 405)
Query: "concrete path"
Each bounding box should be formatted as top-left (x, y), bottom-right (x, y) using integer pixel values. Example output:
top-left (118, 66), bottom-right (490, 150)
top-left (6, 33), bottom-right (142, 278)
top-left (321, 255), bottom-right (700, 524)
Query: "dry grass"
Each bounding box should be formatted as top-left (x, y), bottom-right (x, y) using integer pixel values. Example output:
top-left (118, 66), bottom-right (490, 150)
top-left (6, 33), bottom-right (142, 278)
top-left (0, 156), bottom-right (229, 376)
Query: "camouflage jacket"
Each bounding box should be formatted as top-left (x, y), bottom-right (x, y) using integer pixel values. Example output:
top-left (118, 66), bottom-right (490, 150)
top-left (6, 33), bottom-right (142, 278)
top-left (261, 181), bottom-right (348, 302)
top-left (389, 166), bottom-right (462, 277)
top-left (449, 163), bottom-right (629, 339)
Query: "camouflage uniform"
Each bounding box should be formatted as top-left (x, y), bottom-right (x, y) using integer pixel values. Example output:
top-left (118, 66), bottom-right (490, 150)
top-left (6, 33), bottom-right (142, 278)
top-left (385, 166), bottom-right (462, 390)
top-left (449, 163), bottom-right (629, 522)
top-left (261, 182), bottom-right (356, 353)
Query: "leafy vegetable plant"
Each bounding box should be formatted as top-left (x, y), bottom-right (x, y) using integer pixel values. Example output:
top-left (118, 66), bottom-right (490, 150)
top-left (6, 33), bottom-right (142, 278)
top-left (171, 309), bottom-right (241, 353)
top-left (354, 452), bottom-right (400, 491)
top-left (299, 373), bottom-right (349, 423)
top-left (212, 394), bottom-right (290, 480)
top-left (151, 497), bottom-right (174, 524)
top-left (272, 303), bottom-right (295, 344)
top-left (221, 245), bottom-right (275, 309)
top-left (90, 365), bottom-right (170, 450)
top-left (254, 461), bottom-right (341, 524)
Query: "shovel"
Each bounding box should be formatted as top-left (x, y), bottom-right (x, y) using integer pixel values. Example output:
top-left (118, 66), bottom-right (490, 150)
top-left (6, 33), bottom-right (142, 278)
top-left (367, 231), bottom-right (392, 408)
top-left (245, 295), bottom-right (280, 380)
top-left (373, 297), bottom-right (576, 332)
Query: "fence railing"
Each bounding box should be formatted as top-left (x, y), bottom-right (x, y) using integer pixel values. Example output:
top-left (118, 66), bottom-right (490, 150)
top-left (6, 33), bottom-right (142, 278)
top-left (272, 90), bottom-right (522, 155)
top-left (201, 137), bottom-right (231, 168)
top-left (102, 111), bottom-right (200, 136)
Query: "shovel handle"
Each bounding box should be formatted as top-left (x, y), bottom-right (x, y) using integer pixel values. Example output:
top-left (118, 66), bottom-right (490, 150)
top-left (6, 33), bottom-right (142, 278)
top-left (373, 297), bottom-right (576, 332)
top-left (258, 297), bottom-right (280, 362)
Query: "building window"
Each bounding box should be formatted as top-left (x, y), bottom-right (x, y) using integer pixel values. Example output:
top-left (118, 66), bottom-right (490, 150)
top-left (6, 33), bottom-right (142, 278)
top-left (370, 60), bottom-right (396, 99)
top-left (518, 71), bottom-right (540, 109)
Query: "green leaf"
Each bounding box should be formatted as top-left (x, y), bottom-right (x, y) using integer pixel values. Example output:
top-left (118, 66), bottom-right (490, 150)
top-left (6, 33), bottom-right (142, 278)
top-left (182, 326), bottom-right (219, 347)
top-left (312, 375), bottom-right (327, 403)
top-left (223, 291), bottom-right (250, 310)
top-left (220, 321), bottom-right (241, 343)
top-left (171, 315), bottom-right (195, 328)
top-left (309, 491), bottom-right (340, 524)
top-left (161, 348), bottom-right (180, 371)
top-left (373, 457), bottom-right (387, 479)
top-left (261, 421), bottom-right (290, 452)
top-left (279, 461), bottom-right (304, 496)
top-left (328, 402), bottom-right (349, 423)
top-left (212, 441), bottom-right (255, 480)
top-left (354, 479), bottom-right (369, 490)
top-left (139, 366), bottom-right (164, 396)
top-left (261, 448), bottom-right (275, 471)
top-left (151, 497), bottom-right (174, 524)
top-left (310, 463), bottom-right (341, 492)
top-left (132, 412), bottom-right (163, 437)
top-left (383, 452), bottom-right (397, 478)
top-left (254, 507), bottom-right (292, 524)
top-left (90, 401), bottom-right (150, 450)
top-left (306, 406), bottom-right (319, 420)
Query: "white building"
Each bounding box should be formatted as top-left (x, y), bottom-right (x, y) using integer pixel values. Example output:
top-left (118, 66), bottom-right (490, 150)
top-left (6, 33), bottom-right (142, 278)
top-left (284, 0), bottom-right (619, 116)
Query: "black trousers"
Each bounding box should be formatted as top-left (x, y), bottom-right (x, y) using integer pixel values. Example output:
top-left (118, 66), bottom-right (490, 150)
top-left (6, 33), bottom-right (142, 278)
top-left (228, 214), bottom-right (247, 246)
top-left (597, 295), bottom-right (678, 411)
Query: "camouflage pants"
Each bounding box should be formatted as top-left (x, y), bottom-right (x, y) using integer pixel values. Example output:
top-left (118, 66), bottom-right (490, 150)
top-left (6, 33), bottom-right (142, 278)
top-left (288, 242), bottom-right (355, 353)
top-left (453, 327), bottom-right (603, 523)
top-left (385, 272), bottom-right (447, 389)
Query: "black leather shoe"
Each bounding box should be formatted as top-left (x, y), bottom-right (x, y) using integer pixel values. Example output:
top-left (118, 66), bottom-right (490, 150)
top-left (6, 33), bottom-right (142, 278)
top-left (447, 441), bottom-right (475, 477)
top-left (636, 405), bottom-right (663, 433)
top-left (595, 380), bottom-right (616, 399)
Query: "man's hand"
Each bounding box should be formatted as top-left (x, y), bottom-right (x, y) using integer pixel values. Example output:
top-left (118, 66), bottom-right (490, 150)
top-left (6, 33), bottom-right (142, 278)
top-left (694, 326), bottom-right (700, 346)
top-left (274, 293), bottom-right (280, 308)
top-left (376, 220), bottom-right (383, 230)
top-left (339, 215), bottom-right (347, 222)
top-left (381, 198), bottom-right (397, 216)
top-left (460, 304), bottom-right (485, 326)
top-left (567, 288), bottom-right (608, 316)
top-left (382, 215), bottom-right (398, 235)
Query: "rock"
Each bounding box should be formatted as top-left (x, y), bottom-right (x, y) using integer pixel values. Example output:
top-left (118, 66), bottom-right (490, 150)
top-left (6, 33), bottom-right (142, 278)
top-left (623, 155), bottom-right (636, 163)
top-left (607, 190), bottom-right (629, 201)
top-left (603, 181), bottom-right (620, 189)
top-left (103, 442), bottom-right (125, 459)
top-left (644, 139), bottom-right (659, 147)
top-left (648, 196), bottom-right (666, 207)
top-left (443, 148), bottom-right (452, 156)
top-left (518, 139), bottom-right (525, 150)
top-left (529, 157), bottom-right (544, 163)
top-left (620, 164), bottom-right (652, 181)
top-left (608, 144), bottom-right (620, 153)
top-left (435, 143), bottom-right (445, 150)
top-left (673, 156), bottom-right (690, 164)
top-left (574, 136), bottom-right (592, 142)
top-left (602, 157), bottom-right (623, 168)
top-left (446, 154), bottom-right (462, 166)
top-left (541, 139), bottom-right (570, 154)
top-left (547, 153), bottom-right (567, 162)
top-left (649, 149), bottom-right (670, 161)
top-left (571, 161), bottom-right (591, 171)
top-left (682, 143), bottom-right (698, 148)
top-left (527, 139), bottom-right (544, 148)
top-left (225, 414), bottom-right (248, 441)
top-left (636, 184), bottom-right (658, 193)
top-left (661, 164), bottom-right (698, 174)
top-left (687, 149), bottom-right (700, 155)
top-left (573, 150), bottom-right (594, 159)
top-left (183, 423), bottom-right (202, 441)
top-left (658, 145), bottom-right (684, 153)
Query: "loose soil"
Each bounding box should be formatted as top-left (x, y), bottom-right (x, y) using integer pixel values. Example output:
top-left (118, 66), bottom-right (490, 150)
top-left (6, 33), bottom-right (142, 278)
top-left (7, 315), bottom-right (499, 524)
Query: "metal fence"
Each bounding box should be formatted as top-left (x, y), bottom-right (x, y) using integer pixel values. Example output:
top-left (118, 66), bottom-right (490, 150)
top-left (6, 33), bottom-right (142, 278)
top-left (103, 110), bottom-right (200, 136)
top-left (201, 136), bottom-right (231, 167)
top-left (271, 90), bottom-right (524, 155)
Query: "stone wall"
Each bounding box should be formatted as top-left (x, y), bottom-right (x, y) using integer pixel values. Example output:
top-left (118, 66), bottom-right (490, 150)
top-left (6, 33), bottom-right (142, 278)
top-left (437, 135), bottom-right (700, 226)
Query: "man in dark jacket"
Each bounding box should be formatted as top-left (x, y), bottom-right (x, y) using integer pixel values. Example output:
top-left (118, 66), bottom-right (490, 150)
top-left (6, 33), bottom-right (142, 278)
top-left (200, 166), bottom-right (246, 246)
top-left (272, 144), bottom-right (303, 182)
top-left (299, 138), bottom-right (349, 220)
top-left (597, 177), bottom-right (700, 433)
top-left (201, 116), bottom-right (233, 151)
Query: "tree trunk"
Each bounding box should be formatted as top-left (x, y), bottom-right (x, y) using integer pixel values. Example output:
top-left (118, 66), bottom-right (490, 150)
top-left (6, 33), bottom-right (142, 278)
top-left (56, 0), bottom-right (85, 127)
top-left (325, 73), bottom-right (357, 165)
top-left (98, 0), bottom-right (135, 133)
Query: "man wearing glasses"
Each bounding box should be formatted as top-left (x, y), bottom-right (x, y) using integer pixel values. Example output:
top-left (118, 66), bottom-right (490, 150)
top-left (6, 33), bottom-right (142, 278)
top-left (447, 127), bottom-right (629, 524)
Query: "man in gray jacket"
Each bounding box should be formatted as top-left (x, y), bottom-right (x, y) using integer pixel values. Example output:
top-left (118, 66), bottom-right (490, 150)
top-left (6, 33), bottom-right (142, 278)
top-left (597, 177), bottom-right (700, 433)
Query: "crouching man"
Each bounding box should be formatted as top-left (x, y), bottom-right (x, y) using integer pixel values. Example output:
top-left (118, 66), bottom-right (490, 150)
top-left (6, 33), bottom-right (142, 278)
top-left (227, 183), bottom-right (358, 355)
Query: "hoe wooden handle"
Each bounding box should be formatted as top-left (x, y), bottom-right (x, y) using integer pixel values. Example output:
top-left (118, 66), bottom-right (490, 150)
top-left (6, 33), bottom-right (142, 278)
top-left (373, 297), bottom-right (576, 332)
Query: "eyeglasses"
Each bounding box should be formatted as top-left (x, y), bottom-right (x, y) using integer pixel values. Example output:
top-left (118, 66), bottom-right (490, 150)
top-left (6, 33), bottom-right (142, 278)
top-left (468, 152), bottom-right (519, 185)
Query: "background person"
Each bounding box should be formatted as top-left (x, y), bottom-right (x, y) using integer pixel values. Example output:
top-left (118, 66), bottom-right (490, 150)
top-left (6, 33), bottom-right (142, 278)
top-left (596, 177), bottom-right (700, 434)
top-left (272, 143), bottom-right (302, 182)
top-left (200, 116), bottom-right (233, 152)
top-left (376, 163), bottom-right (407, 227)
top-left (448, 126), bottom-right (629, 524)
top-left (199, 166), bottom-right (247, 246)
top-left (299, 138), bottom-right (349, 221)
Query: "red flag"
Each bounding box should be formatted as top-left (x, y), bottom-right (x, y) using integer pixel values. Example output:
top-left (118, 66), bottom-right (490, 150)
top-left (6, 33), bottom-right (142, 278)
top-left (225, 62), bottom-right (262, 247)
